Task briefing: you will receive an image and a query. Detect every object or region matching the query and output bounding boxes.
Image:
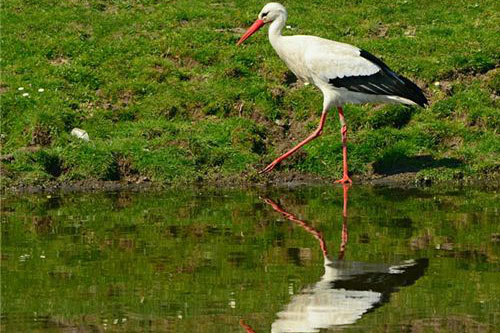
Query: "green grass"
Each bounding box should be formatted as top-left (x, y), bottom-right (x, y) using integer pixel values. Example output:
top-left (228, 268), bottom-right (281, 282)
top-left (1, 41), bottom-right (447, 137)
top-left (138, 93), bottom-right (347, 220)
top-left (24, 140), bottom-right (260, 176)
top-left (1, 0), bottom-right (499, 187)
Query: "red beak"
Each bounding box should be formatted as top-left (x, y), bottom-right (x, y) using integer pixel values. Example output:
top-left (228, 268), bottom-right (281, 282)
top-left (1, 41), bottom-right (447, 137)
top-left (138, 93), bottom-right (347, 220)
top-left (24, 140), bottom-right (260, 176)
top-left (237, 19), bottom-right (265, 46)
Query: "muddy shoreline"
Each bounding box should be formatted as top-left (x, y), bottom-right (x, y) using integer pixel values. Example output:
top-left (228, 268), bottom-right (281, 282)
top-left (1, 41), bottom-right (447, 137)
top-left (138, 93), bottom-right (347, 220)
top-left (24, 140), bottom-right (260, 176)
top-left (3, 171), bottom-right (499, 195)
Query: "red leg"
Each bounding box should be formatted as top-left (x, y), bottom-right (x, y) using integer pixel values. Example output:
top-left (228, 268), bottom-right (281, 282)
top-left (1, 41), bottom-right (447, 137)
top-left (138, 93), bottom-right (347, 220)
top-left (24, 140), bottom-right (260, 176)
top-left (260, 110), bottom-right (328, 174)
top-left (239, 320), bottom-right (256, 333)
top-left (335, 107), bottom-right (352, 184)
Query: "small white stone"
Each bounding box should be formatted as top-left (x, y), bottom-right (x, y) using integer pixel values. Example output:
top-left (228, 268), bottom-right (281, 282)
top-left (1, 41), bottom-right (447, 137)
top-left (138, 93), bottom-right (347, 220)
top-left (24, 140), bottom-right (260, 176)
top-left (71, 128), bottom-right (90, 141)
top-left (434, 81), bottom-right (441, 87)
top-left (18, 87), bottom-right (24, 91)
top-left (22, 93), bottom-right (29, 97)
top-left (38, 88), bottom-right (45, 92)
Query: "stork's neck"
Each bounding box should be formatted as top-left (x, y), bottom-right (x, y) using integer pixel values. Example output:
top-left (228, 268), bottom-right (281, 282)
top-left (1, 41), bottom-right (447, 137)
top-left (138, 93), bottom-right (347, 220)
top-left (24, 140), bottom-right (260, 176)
top-left (268, 14), bottom-right (286, 48)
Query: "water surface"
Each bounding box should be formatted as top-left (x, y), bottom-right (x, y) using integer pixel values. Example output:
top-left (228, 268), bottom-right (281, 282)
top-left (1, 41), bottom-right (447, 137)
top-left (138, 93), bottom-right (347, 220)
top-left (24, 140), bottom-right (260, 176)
top-left (1, 185), bottom-right (499, 332)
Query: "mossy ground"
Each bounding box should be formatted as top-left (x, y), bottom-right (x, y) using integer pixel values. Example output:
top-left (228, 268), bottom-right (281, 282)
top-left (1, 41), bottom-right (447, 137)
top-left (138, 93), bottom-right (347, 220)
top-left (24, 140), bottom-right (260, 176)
top-left (1, 0), bottom-right (499, 189)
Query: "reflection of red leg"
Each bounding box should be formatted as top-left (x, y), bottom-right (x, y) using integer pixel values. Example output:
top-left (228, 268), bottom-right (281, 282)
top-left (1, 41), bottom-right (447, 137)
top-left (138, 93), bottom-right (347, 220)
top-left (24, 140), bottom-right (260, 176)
top-left (342, 183), bottom-right (349, 218)
top-left (239, 319), bottom-right (256, 333)
top-left (338, 220), bottom-right (348, 260)
top-left (260, 110), bottom-right (328, 174)
top-left (338, 184), bottom-right (349, 260)
top-left (334, 107), bottom-right (353, 184)
top-left (263, 186), bottom-right (350, 260)
top-left (263, 198), bottom-right (328, 257)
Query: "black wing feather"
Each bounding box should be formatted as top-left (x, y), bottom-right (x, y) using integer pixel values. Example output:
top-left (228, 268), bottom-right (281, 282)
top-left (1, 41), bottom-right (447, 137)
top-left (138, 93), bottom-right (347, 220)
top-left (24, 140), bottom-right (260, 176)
top-left (329, 50), bottom-right (427, 107)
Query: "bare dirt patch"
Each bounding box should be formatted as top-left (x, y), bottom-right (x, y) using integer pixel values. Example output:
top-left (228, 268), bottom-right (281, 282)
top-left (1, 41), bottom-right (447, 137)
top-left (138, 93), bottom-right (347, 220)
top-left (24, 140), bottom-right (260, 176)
top-left (49, 57), bottom-right (70, 66)
top-left (0, 84), bottom-right (9, 94)
top-left (164, 54), bottom-right (200, 69)
top-left (31, 125), bottom-right (52, 146)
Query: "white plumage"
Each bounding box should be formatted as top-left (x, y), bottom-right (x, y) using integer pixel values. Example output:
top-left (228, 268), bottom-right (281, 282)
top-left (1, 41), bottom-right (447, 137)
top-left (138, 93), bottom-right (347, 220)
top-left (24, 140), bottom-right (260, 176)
top-left (237, 3), bottom-right (427, 182)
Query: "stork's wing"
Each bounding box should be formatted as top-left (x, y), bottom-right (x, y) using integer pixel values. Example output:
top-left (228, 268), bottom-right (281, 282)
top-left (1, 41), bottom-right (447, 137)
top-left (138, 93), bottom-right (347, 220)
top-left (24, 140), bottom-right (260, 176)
top-left (305, 41), bottom-right (380, 80)
top-left (305, 42), bottom-right (427, 107)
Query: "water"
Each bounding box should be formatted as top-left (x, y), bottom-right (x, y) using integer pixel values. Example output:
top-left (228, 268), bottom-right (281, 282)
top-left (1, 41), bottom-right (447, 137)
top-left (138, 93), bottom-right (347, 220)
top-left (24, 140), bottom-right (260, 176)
top-left (1, 185), bottom-right (499, 332)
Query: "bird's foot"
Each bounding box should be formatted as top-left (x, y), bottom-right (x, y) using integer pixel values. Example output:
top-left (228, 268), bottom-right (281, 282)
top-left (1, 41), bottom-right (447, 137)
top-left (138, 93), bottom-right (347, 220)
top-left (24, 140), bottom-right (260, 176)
top-left (239, 319), bottom-right (256, 333)
top-left (335, 176), bottom-right (352, 184)
top-left (259, 162), bottom-right (278, 174)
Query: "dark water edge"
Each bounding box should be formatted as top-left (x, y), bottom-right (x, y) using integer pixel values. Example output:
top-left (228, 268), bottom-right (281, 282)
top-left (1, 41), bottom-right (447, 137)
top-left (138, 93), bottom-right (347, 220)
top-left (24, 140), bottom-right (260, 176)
top-left (1, 184), bottom-right (499, 332)
top-left (3, 169), bottom-right (500, 196)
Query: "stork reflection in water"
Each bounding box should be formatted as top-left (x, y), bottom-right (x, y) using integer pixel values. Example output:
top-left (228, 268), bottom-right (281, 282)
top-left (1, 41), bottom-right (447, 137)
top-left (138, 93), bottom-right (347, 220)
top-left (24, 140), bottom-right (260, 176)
top-left (241, 185), bottom-right (428, 332)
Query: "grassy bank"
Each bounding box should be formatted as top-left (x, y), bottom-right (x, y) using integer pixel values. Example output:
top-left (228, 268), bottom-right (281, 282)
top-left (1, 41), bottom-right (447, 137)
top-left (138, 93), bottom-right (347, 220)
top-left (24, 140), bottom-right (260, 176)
top-left (1, 0), bottom-right (499, 188)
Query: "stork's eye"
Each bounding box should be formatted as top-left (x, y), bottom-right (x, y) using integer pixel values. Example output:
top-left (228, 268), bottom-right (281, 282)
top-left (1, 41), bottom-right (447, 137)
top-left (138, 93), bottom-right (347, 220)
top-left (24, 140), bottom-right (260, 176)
top-left (262, 12), bottom-right (268, 17)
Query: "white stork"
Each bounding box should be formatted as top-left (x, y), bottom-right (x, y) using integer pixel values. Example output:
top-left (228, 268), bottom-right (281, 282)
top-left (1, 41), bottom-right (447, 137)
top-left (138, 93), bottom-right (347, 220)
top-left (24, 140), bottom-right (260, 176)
top-left (237, 2), bottom-right (427, 183)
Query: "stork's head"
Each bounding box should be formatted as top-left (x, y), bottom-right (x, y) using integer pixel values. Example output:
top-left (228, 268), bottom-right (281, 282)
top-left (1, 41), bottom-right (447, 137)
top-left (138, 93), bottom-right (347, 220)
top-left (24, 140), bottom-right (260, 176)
top-left (258, 2), bottom-right (287, 23)
top-left (237, 3), bottom-right (287, 46)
